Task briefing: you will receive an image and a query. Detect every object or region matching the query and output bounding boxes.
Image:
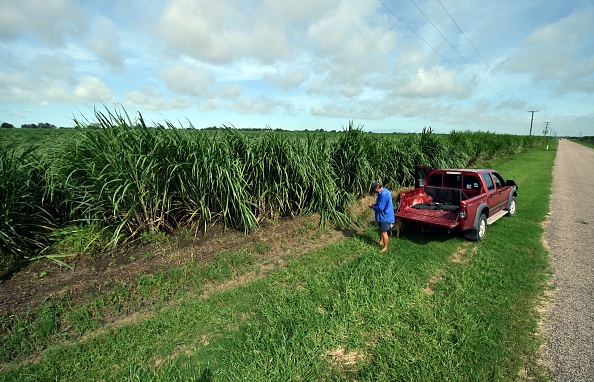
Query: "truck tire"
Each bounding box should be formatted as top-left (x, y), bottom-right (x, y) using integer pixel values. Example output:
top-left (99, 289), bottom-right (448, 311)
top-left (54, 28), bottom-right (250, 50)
top-left (506, 197), bottom-right (517, 217)
top-left (476, 214), bottom-right (487, 241)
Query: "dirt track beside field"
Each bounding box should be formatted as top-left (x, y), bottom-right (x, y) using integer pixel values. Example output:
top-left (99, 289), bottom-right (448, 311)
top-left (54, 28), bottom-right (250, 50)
top-left (543, 139), bottom-right (594, 381)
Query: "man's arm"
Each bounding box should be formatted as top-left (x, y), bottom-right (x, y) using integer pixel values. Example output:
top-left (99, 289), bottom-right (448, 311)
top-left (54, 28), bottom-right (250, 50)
top-left (371, 192), bottom-right (388, 212)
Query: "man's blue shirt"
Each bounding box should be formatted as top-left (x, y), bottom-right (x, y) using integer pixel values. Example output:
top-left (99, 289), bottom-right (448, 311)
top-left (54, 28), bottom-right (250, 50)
top-left (372, 188), bottom-right (395, 223)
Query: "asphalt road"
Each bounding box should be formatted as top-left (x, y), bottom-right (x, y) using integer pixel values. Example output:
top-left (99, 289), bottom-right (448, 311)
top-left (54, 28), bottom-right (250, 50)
top-left (543, 139), bottom-right (594, 381)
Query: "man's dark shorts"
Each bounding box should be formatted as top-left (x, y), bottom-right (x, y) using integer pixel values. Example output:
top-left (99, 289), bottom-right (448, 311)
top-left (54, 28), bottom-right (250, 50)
top-left (378, 222), bottom-right (392, 232)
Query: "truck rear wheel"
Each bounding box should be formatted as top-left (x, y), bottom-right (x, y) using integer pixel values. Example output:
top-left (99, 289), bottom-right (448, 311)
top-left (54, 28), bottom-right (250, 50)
top-left (476, 214), bottom-right (487, 241)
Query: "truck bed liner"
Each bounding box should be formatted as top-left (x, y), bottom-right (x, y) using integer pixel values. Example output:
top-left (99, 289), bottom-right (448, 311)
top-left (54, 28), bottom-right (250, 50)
top-left (396, 208), bottom-right (460, 229)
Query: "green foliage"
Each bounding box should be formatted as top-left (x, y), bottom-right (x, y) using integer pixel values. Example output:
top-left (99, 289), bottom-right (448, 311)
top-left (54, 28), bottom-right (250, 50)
top-left (139, 229), bottom-right (169, 245)
top-left (0, 142), bottom-right (556, 380)
top-left (331, 121), bottom-right (376, 197)
top-left (0, 146), bottom-right (54, 262)
top-left (55, 115), bottom-right (181, 245)
top-left (47, 224), bottom-right (111, 255)
top-left (0, 107), bottom-right (547, 261)
top-left (0, 128), bottom-right (556, 382)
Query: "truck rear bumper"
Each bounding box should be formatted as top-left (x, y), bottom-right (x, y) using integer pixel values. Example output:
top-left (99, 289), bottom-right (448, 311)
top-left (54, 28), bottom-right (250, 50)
top-left (396, 209), bottom-right (460, 229)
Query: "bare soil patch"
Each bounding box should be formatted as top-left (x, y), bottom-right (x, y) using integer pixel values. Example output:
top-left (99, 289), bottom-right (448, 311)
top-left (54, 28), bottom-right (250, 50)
top-left (1, 196), bottom-right (376, 318)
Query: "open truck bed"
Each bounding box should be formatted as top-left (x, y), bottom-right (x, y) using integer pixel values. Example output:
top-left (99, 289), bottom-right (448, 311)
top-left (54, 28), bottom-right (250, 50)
top-left (396, 208), bottom-right (460, 229)
top-left (394, 168), bottom-right (518, 241)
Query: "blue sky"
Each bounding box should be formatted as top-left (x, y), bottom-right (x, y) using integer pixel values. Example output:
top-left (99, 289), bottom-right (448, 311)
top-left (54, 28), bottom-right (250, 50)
top-left (1, 0), bottom-right (593, 136)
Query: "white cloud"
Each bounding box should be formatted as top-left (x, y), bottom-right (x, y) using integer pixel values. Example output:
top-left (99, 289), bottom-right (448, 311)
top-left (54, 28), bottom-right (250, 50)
top-left (124, 85), bottom-right (171, 111)
top-left (159, 64), bottom-right (214, 96)
top-left (0, 71), bottom-right (34, 102)
top-left (303, 1), bottom-right (396, 97)
top-left (0, 0), bottom-right (86, 44)
top-left (306, 0), bottom-right (391, 61)
top-left (34, 54), bottom-right (74, 80)
top-left (43, 82), bottom-right (71, 102)
top-left (170, 97), bottom-right (192, 109)
top-left (496, 98), bottom-right (527, 111)
top-left (0, 3), bottom-right (23, 40)
top-left (1, 0), bottom-right (593, 136)
top-left (310, 102), bottom-right (349, 118)
top-left (264, 69), bottom-right (309, 90)
top-left (228, 95), bottom-right (298, 115)
top-left (198, 98), bottom-right (223, 112)
top-left (499, 6), bottom-right (594, 94)
top-left (260, 0), bottom-right (341, 24)
top-left (157, 0), bottom-right (294, 64)
top-left (85, 15), bottom-right (124, 69)
top-left (218, 85), bottom-right (242, 99)
top-left (74, 76), bottom-right (111, 101)
top-left (0, 53), bottom-right (75, 103)
top-left (395, 67), bottom-right (474, 99)
top-left (306, 81), bottom-right (324, 94)
top-left (0, 51), bottom-right (114, 108)
top-left (339, 84), bottom-right (363, 98)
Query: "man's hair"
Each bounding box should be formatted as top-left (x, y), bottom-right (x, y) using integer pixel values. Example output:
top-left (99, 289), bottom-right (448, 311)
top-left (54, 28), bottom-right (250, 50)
top-left (371, 182), bottom-right (382, 191)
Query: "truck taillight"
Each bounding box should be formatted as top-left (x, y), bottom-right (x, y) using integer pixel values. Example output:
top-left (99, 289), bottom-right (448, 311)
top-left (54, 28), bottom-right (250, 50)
top-left (459, 202), bottom-right (467, 219)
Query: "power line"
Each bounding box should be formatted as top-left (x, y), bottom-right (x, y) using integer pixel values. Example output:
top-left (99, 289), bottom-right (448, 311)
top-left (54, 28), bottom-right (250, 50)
top-left (409, 0), bottom-right (503, 99)
top-left (376, 0), bottom-right (496, 99)
top-left (436, 0), bottom-right (515, 98)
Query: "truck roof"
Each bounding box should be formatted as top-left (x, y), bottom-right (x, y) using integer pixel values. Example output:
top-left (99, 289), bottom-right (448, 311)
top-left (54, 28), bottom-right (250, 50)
top-left (437, 169), bottom-right (494, 174)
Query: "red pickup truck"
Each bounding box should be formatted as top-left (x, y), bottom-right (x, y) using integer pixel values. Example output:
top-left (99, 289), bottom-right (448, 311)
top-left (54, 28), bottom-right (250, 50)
top-left (395, 167), bottom-right (518, 241)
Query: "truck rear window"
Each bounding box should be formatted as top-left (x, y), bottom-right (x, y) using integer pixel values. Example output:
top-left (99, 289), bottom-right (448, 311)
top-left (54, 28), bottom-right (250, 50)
top-left (427, 173), bottom-right (442, 186)
top-left (444, 173), bottom-right (462, 188)
top-left (428, 172), bottom-right (483, 192)
top-left (463, 174), bottom-right (481, 190)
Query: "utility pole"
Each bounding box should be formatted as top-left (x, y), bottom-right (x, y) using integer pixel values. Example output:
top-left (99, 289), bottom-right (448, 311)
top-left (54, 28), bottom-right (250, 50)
top-left (543, 121), bottom-right (551, 137)
top-left (528, 110), bottom-right (539, 136)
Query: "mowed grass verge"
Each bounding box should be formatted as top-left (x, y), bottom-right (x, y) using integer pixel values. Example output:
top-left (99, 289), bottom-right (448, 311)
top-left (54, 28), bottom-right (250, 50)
top-left (572, 138), bottom-right (594, 149)
top-left (0, 142), bottom-right (557, 381)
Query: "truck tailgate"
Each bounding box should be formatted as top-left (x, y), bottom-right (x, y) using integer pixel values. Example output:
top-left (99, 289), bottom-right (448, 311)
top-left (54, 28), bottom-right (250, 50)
top-left (396, 209), bottom-right (460, 229)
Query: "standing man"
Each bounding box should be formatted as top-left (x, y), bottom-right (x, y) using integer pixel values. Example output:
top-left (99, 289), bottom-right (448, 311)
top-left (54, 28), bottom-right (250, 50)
top-left (369, 182), bottom-right (395, 252)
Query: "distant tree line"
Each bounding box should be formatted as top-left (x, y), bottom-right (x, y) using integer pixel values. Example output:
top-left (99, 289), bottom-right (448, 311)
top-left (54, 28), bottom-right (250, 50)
top-left (577, 136), bottom-right (594, 145)
top-left (201, 126), bottom-right (339, 133)
top-left (0, 122), bottom-right (342, 132)
top-left (1, 122), bottom-right (58, 129)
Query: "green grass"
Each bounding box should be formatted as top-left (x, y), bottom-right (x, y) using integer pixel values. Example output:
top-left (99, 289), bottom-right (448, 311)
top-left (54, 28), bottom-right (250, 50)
top-left (0, 142), bottom-right (556, 380)
top-left (571, 138), bottom-right (594, 149)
